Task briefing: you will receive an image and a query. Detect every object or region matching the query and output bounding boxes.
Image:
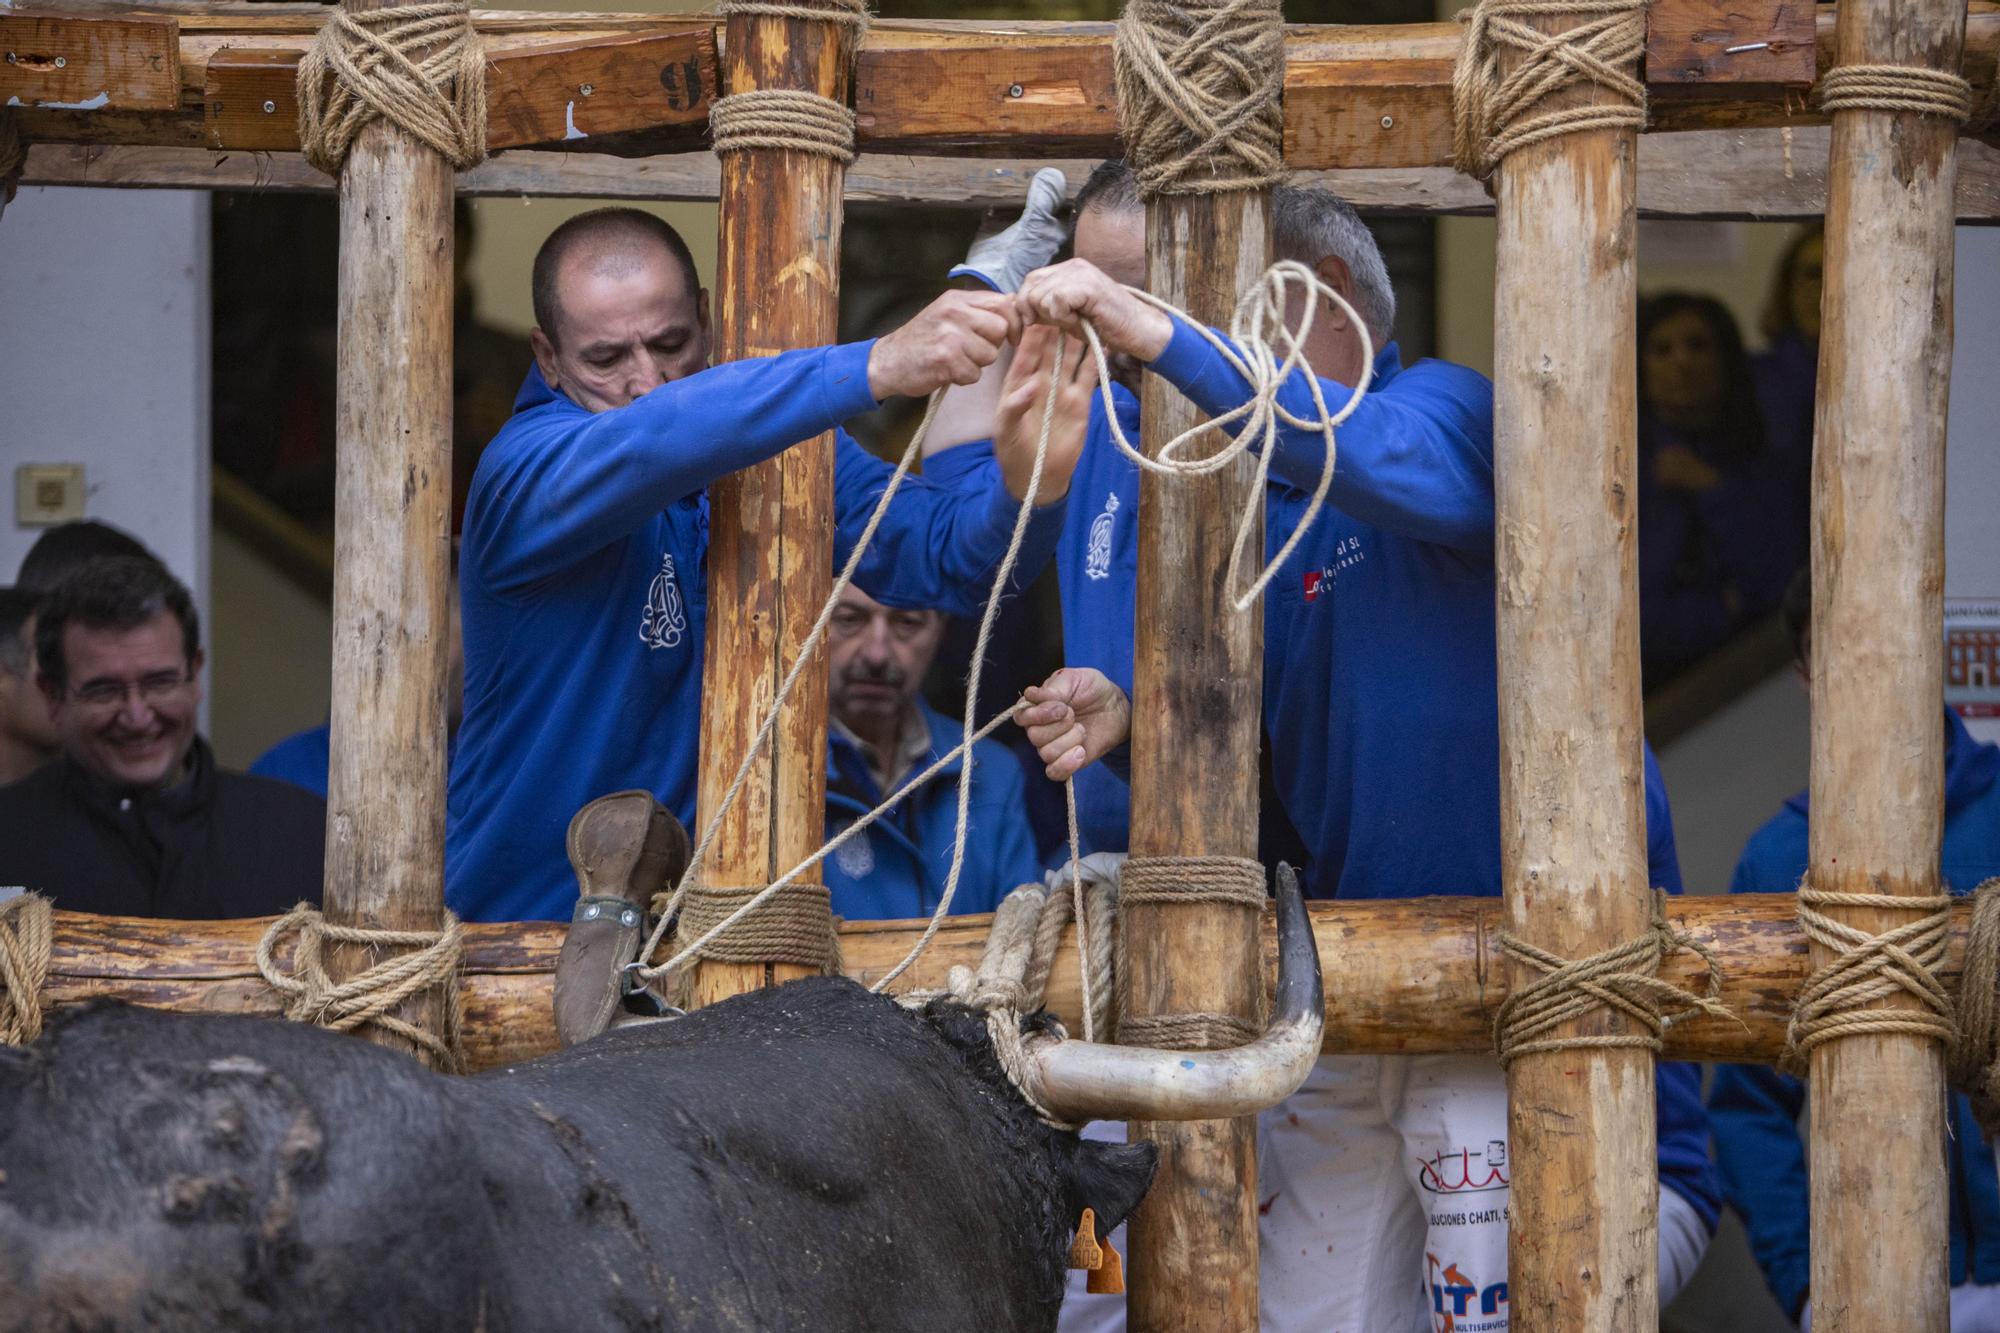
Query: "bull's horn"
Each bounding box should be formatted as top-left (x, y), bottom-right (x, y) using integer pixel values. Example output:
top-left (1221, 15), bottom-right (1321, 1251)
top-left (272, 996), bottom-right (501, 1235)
top-left (1025, 864), bottom-right (1324, 1123)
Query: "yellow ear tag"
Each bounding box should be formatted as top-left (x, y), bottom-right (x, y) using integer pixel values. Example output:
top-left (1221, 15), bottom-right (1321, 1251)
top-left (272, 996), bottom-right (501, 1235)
top-left (1068, 1207), bottom-right (1104, 1271)
top-left (1086, 1237), bottom-right (1125, 1295)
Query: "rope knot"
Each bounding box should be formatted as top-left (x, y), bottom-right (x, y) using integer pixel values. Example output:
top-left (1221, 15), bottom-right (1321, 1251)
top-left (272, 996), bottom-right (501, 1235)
top-left (1450, 0), bottom-right (1647, 180)
top-left (1493, 891), bottom-right (1737, 1068)
top-left (1113, 0), bottom-right (1285, 197)
top-left (255, 904), bottom-right (466, 1070)
top-left (296, 1), bottom-right (487, 177)
top-left (0, 894), bottom-right (52, 1046)
top-left (1783, 882), bottom-right (1955, 1075)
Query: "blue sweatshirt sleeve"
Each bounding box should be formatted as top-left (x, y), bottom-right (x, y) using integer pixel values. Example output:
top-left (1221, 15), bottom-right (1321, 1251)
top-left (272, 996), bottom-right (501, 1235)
top-left (1708, 1061), bottom-right (1811, 1318)
top-left (834, 432), bottom-right (1067, 620)
top-left (469, 343), bottom-right (880, 594)
top-left (921, 440), bottom-right (999, 491)
top-left (1146, 318), bottom-right (1496, 555)
top-left (1642, 744), bottom-right (1686, 895)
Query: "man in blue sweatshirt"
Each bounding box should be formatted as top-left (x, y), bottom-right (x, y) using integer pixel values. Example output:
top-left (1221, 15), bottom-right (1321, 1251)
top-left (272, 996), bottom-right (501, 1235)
top-left (448, 208), bottom-right (1079, 922)
top-left (822, 583), bottom-right (1043, 920)
top-left (943, 163), bottom-right (1718, 1328)
top-left (1709, 573), bottom-right (2000, 1331)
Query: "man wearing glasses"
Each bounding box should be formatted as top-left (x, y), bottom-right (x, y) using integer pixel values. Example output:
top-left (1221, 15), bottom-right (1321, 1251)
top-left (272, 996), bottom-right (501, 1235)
top-left (0, 555), bottom-right (324, 917)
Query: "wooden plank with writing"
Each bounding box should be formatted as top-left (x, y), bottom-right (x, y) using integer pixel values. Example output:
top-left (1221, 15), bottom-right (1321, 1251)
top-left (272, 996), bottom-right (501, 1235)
top-left (483, 28), bottom-right (716, 152)
top-left (0, 13), bottom-right (181, 112)
top-left (203, 46), bottom-right (299, 151)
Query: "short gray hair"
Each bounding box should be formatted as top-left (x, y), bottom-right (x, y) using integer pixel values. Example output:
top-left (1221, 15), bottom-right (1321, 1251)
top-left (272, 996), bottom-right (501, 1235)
top-left (1072, 160), bottom-right (1396, 343)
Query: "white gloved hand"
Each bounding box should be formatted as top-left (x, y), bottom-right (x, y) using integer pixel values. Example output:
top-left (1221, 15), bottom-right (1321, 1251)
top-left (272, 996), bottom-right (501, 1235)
top-left (949, 167), bottom-right (1070, 294)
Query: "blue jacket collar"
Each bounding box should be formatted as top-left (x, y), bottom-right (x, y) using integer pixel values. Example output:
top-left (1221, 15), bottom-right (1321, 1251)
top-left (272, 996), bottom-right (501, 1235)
top-left (826, 698), bottom-right (968, 806)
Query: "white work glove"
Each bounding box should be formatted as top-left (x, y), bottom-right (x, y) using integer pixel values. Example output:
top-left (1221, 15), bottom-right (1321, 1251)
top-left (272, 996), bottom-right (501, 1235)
top-left (949, 167), bottom-right (1069, 294)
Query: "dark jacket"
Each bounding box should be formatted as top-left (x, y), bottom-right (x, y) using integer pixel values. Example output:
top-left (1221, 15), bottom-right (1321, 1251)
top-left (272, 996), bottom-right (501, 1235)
top-left (0, 737), bottom-right (324, 918)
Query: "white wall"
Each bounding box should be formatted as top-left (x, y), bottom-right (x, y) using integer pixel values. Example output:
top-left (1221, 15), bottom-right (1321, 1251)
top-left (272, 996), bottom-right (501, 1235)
top-left (0, 188), bottom-right (211, 632)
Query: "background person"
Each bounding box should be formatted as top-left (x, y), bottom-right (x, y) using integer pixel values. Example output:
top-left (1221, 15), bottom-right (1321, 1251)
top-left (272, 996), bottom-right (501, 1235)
top-left (0, 556), bottom-right (323, 917)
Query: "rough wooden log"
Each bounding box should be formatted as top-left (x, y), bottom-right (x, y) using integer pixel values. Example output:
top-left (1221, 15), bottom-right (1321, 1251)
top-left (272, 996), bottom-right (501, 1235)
top-left (22, 129), bottom-right (2000, 221)
top-left (1803, 0), bottom-right (1967, 1321)
top-left (1122, 171), bottom-right (1270, 1333)
top-left (688, 4), bottom-right (851, 1007)
top-left (30, 893), bottom-right (1976, 1073)
top-left (12, 8), bottom-right (1998, 167)
top-left (322, 0), bottom-right (457, 1063)
top-left (1488, 3), bottom-right (1652, 1328)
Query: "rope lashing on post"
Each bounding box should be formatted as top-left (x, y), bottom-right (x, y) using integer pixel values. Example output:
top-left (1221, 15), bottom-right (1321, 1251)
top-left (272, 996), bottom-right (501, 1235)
top-left (0, 894), bottom-right (52, 1046)
top-left (673, 882), bottom-right (843, 971)
top-left (1949, 880), bottom-right (2000, 1135)
top-left (708, 0), bottom-right (868, 164)
top-left (1113, 0), bottom-right (1285, 197)
top-left (1816, 64), bottom-right (1976, 123)
top-left (1781, 884), bottom-right (1956, 1074)
top-left (1449, 0), bottom-right (1648, 181)
top-left (1492, 891), bottom-right (1737, 1068)
top-left (255, 904), bottom-right (467, 1071)
top-left (296, 1), bottom-right (487, 177)
top-left (1116, 856), bottom-right (1267, 1050)
top-left (709, 89), bottom-right (859, 163)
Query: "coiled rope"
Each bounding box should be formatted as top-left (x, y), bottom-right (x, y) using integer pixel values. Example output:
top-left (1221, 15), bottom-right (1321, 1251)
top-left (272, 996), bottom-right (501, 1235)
top-left (706, 0), bottom-right (869, 164)
top-left (1450, 0), bottom-right (1648, 181)
top-left (296, 1), bottom-right (486, 177)
top-left (1817, 63), bottom-right (1976, 123)
top-left (0, 894), bottom-right (52, 1045)
top-left (256, 904), bottom-right (466, 1071)
top-left (1113, 0), bottom-right (1285, 197)
top-left (1784, 883), bottom-right (1956, 1074)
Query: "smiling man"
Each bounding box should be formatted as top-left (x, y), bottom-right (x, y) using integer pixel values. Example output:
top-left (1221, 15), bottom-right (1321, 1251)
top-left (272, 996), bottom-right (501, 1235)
top-left (0, 556), bottom-right (324, 917)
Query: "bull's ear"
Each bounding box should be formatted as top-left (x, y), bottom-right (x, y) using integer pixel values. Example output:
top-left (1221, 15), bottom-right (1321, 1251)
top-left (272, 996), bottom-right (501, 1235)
top-left (1068, 1139), bottom-right (1157, 1235)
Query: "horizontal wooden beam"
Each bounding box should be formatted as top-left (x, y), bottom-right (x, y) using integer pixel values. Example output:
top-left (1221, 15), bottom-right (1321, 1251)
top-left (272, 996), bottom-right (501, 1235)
top-left (30, 892), bottom-right (1976, 1072)
top-left (23, 129), bottom-right (2000, 222)
top-left (9, 7), bottom-right (1996, 170)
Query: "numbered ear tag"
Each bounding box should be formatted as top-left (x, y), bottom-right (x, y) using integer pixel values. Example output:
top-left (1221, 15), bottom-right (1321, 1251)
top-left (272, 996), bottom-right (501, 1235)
top-left (1067, 1207), bottom-right (1126, 1294)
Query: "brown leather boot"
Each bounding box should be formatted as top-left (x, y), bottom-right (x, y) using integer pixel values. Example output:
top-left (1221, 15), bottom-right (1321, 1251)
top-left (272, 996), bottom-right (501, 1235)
top-left (552, 789), bottom-right (691, 1047)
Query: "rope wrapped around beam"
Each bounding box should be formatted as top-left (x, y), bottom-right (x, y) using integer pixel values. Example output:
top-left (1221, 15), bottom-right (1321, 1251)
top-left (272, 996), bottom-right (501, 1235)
top-left (256, 904), bottom-right (467, 1071)
top-left (1782, 884), bottom-right (1955, 1075)
top-left (296, 0), bottom-right (487, 177)
top-left (1112, 0), bottom-right (1285, 197)
top-left (1949, 880), bottom-right (2000, 1134)
top-left (707, 0), bottom-right (867, 163)
top-left (671, 882), bottom-right (843, 972)
top-left (0, 894), bottom-right (51, 1046)
top-left (1449, 0), bottom-right (1648, 181)
top-left (1817, 63), bottom-right (1976, 122)
top-left (1117, 856), bottom-right (1269, 1051)
top-left (1492, 891), bottom-right (1736, 1067)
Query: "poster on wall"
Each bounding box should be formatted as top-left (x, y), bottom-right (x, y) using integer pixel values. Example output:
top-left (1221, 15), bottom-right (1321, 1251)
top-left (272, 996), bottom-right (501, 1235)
top-left (1947, 598), bottom-right (2000, 745)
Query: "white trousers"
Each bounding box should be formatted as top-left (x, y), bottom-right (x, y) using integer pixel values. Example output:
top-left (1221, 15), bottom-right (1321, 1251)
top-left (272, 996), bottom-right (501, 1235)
top-left (1059, 1054), bottom-right (1707, 1333)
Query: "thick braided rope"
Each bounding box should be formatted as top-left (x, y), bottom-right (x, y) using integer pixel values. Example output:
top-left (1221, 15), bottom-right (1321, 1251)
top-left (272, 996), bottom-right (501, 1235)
top-left (718, 0), bottom-right (870, 34)
top-left (1493, 891), bottom-right (1735, 1068)
top-left (675, 882), bottom-right (842, 971)
top-left (1117, 856), bottom-right (1267, 1050)
top-left (1450, 0), bottom-right (1647, 181)
top-left (296, 1), bottom-right (486, 177)
top-left (0, 894), bottom-right (52, 1046)
top-left (1113, 0), bottom-right (1285, 197)
top-left (1817, 64), bottom-right (1975, 123)
top-left (1784, 884), bottom-right (1956, 1072)
top-left (1949, 880), bottom-right (2000, 1135)
top-left (710, 89), bottom-right (857, 163)
top-left (256, 904), bottom-right (466, 1071)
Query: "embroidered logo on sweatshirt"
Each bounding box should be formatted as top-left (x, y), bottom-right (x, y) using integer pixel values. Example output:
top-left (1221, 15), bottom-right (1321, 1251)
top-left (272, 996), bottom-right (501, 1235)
top-left (640, 553), bottom-right (688, 650)
top-left (1300, 535), bottom-right (1367, 602)
top-left (1085, 491), bottom-right (1120, 581)
top-left (834, 828), bottom-right (875, 879)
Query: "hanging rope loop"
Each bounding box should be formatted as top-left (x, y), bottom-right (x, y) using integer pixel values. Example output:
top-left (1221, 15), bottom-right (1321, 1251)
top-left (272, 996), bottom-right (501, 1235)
top-left (296, 1), bottom-right (487, 177)
top-left (1113, 0), bottom-right (1286, 197)
top-left (256, 904), bottom-right (467, 1071)
top-left (1783, 883), bottom-right (1955, 1074)
top-left (0, 894), bottom-right (52, 1046)
top-left (1493, 891), bottom-right (1737, 1068)
top-left (1450, 0), bottom-right (1647, 180)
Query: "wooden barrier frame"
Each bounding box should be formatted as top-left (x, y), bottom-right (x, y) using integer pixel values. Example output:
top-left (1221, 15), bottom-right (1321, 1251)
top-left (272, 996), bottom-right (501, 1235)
top-left (3, 1), bottom-right (1995, 1328)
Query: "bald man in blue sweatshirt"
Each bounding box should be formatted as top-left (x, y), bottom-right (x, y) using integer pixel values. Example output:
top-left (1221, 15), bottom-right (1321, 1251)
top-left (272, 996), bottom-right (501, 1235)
top-left (448, 208), bottom-right (1079, 923)
top-left (936, 164), bottom-right (1717, 1329)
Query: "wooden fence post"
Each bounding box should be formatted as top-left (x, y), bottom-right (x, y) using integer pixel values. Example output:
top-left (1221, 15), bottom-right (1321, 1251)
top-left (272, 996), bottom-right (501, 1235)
top-left (1483, 2), bottom-right (1655, 1325)
top-left (690, 3), bottom-right (855, 1006)
top-left (1804, 0), bottom-right (1968, 1321)
top-left (322, 0), bottom-right (457, 1059)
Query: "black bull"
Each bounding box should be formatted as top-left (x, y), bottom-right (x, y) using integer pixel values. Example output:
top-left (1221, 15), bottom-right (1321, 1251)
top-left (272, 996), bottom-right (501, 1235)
top-left (0, 979), bottom-right (1157, 1331)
